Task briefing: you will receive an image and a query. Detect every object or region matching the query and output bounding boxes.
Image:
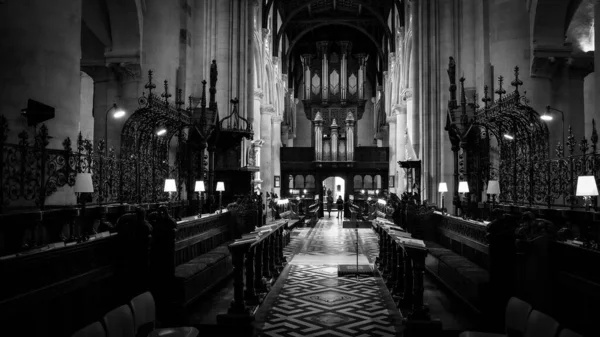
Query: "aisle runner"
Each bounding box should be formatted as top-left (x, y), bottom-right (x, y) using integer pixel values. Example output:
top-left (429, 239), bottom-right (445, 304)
top-left (259, 218), bottom-right (402, 337)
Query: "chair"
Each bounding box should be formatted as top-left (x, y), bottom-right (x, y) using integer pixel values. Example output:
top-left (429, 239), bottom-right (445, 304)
top-left (103, 304), bottom-right (136, 337)
top-left (129, 291), bottom-right (199, 337)
top-left (72, 321), bottom-right (106, 337)
top-left (523, 310), bottom-right (559, 337)
top-left (460, 297), bottom-right (533, 337)
top-left (558, 329), bottom-right (583, 337)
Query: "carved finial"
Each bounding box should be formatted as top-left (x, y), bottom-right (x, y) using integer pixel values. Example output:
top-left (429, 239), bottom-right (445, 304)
top-left (209, 60), bottom-right (218, 110)
top-left (511, 66), bottom-right (523, 93)
top-left (18, 130), bottom-right (29, 147)
top-left (145, 70), bottom-right (156, 96)
top-left (35, 124), bottom-right (50, 149)
top-left (201, 80), bottom-right (207, 108)
top-left (495, 76), bottom-right (506, 99)
top-left (331, 118), bottom-right (338, 127)
top-left (580, 136), bottom-right (589, 155)
top-left (482, 85), bottom-right (492, 108)
top-left (314, 110), bottom-right (323, 122)
top-left (566, 126), bottom-right (575, 155)
top-left (472, 91), bottom-right (479, 110)
top-left (346, 111), bottom-right (355, 121)
top-left (161, 80), bottom-right (172, 105)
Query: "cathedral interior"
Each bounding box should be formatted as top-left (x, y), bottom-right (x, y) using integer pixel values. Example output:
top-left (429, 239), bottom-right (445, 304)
top-left (0, 0), bottom-right (598, 336)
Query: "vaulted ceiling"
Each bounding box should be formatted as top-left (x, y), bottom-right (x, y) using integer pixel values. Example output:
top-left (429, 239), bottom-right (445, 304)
top-left (267, 0), bottom-right (402, 94)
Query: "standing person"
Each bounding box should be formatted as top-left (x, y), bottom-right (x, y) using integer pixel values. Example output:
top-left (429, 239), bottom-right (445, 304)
top-left (336, 196), bottom-right (344, 219)
top-left (327, 194), bottom-right (334, 218)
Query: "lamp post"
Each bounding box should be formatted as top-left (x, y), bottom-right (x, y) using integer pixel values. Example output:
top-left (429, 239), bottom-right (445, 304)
top-left (541, 105), bottom-right (565, 149)
top-left (438, 182), bottom-right (448, 214)
top-left (104, 103), bottom-right (126, 156)
top-left (216, 181), bottom-right (225, 213)
top-left (487, 180), bottom-right (500, 217)
top-left (195, 180), bottom-right (205, 217)
top-left (576, 175), bottom-right (599, 211)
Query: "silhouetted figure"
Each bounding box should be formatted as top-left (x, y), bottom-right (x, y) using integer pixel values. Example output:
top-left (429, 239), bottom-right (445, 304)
top-left (336, 196), bottom-right (344, 219)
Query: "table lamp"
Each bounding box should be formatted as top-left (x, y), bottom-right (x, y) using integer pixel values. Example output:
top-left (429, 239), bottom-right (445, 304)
top-left (576, 175), bottom-right (599, 211)
top-left (487, 180), bottom-right (500, 214)
top-left (458, 181), bottom-right (469, 218)
top-left (216, 181), bottom-right (225, 213)
top-left (164, 178), bottom-right (177, 216)
top-left (73, 172), bottom-right (94, 241)
top-left (438, 182), bottom-right (448, 213)
top-left (195, 180), bottom-right (205, 217)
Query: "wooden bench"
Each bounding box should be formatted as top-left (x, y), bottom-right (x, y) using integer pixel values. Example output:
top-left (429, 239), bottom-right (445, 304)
top-left (306, 202), bottom-right (320, 226)
top-left (150, 210), bottom-right (234, 319)
top-left (422, 212), bottom-right (518, 318)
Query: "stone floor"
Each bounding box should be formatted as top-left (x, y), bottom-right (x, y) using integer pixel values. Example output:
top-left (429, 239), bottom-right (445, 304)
top-left (256, 215), bottom-right (404, 337)
top-left (188, 214), bottom-right (480, 336)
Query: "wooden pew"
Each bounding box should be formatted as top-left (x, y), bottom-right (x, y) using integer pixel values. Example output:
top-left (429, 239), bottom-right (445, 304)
top-left (149, 210), bottom-right (234, 322)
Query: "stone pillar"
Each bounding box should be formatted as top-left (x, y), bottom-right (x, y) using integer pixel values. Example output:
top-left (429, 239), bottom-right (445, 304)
top-left (260, 105), bottom-right (274, 203)
top-left (388, 117), bottom-right (397, 194)
top-left (313, 111), bottom-right (324, 161)
top-left (331, 119), bottom-right (339, 161)
top-left (346, 112), bottom-right (356, 161)
top-left (409, 0), bottom-right (420, 157)
top-left (397, 104), bottom-right (408, 193)
top-left (595, 0), bottom-right (600, 136)
top-left (0, 0), bottom-right (82, 148)
top-left (272, 115), bottom-right (282, 197)
top-left (281, 124), bottom-right (289, 148)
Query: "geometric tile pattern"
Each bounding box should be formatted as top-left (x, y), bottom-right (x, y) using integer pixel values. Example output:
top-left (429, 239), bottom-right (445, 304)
top-left (259, 219), bottom-right (401, 337)
top-left (260, 265), bottom-right (399, 337)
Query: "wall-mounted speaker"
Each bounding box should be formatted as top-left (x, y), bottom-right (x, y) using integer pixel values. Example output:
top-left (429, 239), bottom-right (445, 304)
top-left (21, 99), bottom-right (55, 126)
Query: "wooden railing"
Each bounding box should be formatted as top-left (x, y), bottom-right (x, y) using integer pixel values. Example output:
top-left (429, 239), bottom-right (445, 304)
top-left (217, 219), bottom-right (290, 327)
top-left (373, 218), bottom-right (430, 321)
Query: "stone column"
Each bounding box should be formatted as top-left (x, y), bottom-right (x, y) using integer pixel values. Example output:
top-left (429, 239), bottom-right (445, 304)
top-left (260, 105), bottom-right (274, 203)
top-left (0, 0), bottom-right (82, 147)
top-left (388, 117), bottom-right (397, 194)
top-left (331, 119), bottom-right (339, 161)
top-left (272, 115), bottom-right (282, 197)
top-left (396, 106), bottom-right (408, 192)
top-left (346, 112), bottom-right (356, 161)
top-left (281, 124), bottom-right (289, 148)
top-left (313, 111), bottom-right (324, 161)
top-left (595, 0), bottom-right (600, 136)
top-left (339, 41), bottom-right (352, 103)
top-left (409, 0), bottom-right (420, 157)
top-left (355, 53), bottom-right (369, 100)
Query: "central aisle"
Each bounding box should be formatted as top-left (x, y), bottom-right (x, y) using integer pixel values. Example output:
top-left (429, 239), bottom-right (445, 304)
top-left (257, 216), bottom-right (403, 337)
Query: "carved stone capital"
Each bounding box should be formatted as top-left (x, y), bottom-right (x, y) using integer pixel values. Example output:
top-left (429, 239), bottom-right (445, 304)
top-left (401, 89), bottom-right (413, 101)
top-left (109, 62), bottom-right (142, 82)
top-left (530, 44), bottom-right (573, 79)
top-left (392, 104), bottom-right (406, 115)
top-left (254, 90), bottom-right (264, 99)
top-left (271, 115), bottom-right (283, 123)
top-left (260, 105), bottom-right (275, 115)
top-left (386, 116), bottom-right (397, 124)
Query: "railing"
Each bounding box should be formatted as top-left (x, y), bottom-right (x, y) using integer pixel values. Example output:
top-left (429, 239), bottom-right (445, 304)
top-left (0, 117), bottom-right (179, 212)
top-left (218, 219), bottom-right (290, 323)
top-left (373, 219), bottom-right (430, 321)
top-left (354, 146), bottom-right (389, 162)
top-left (281, 147), bottom-right (314, 162)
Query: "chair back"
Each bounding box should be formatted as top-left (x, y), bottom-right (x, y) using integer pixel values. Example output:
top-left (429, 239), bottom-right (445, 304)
top-left (103, 304), bottom-right (136, 337)
top-left (558, 329), bottom-right (583, 337)
top-left (505, 297), bottom-right (533, 337)
top-left (130, 291), bottom-right (156, 336)
top-left (524, 310), bottom-right (559, 337)
top-left (72, 321), bottom-right (106, 337)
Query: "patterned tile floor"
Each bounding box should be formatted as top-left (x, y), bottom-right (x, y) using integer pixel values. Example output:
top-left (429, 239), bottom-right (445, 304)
top-left (258, 218), bottom-right (403, 337)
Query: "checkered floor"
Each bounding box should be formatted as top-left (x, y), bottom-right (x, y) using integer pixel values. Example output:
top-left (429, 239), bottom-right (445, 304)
top-left (259, 218), bottom-right (403, 337)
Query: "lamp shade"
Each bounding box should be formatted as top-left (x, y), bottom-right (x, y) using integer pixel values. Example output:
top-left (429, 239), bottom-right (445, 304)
top-left (74, 173), bottom-right (94, 193)
top-left (164, 179), bottom-right (177, 192)
top-left (216, 181), bottom-right (225, 192)
top-left (576, 175), bottom-right (599, 196)
top-left (458, 181), bottom-right (470, 193)
top-left (438, 182), bottom-right (448, 193)
top-left (194, 180), bottom-right (205, 192)
top-left (487, 180), bottom-right (500, 195)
